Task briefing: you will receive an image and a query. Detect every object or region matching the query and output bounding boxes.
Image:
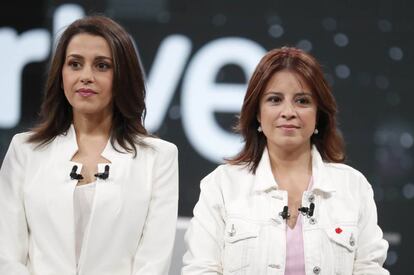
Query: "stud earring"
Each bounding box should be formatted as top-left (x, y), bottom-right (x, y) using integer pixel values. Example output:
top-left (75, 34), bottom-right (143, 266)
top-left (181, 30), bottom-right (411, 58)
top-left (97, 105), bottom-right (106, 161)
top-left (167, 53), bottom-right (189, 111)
top-left (257, 126), bottom-right (262, 132)
top-left (314, 128), bottom-right (319, 134)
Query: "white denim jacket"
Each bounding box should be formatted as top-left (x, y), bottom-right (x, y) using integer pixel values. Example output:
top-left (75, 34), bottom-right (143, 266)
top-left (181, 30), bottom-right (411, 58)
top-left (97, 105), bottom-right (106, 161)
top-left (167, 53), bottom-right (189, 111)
top-left (182, 146), bottom-right (389, 275)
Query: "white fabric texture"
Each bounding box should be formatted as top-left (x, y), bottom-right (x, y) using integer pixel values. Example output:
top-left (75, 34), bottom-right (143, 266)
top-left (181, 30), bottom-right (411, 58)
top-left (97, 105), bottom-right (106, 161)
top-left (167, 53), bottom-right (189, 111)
top-left (74, 181), bottom-right (96, 265)
top-left (0, 125), bottom-right (179, 275)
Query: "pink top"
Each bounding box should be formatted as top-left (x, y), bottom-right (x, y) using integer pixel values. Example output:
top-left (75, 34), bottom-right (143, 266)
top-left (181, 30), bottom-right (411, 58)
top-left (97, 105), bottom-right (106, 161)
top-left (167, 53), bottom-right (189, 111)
top-left (285, 214), bottom-right (306, 274)
top-left (285, 177), bottom-right (313, 275)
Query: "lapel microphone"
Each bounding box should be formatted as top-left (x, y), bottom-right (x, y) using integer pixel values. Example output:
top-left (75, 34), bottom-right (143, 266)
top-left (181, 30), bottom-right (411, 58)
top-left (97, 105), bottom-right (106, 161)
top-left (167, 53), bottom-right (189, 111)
top-left (279, 206), bottom-right (290, 220)
top-left (70, 165), bottom-right (84, 180)
top-left (94, 165), bottom-right (110, 180)
top-left (70, 165), bottom-right (110, 180)
top-left (298, 202), bottom-right (315, 217)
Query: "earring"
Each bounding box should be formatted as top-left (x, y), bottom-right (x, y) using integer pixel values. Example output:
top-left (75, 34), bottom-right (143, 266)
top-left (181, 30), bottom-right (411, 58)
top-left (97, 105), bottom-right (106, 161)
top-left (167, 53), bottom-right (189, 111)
top-left (257, 126), bottom-right (262, 132)
top-left (314, 128), bottom-right (319, 134)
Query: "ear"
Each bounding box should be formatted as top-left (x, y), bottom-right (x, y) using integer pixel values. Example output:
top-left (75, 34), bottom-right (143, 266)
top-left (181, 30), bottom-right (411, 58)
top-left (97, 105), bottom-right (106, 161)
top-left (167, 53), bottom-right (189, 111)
top-left (256, 112), bottom-right (261, 124)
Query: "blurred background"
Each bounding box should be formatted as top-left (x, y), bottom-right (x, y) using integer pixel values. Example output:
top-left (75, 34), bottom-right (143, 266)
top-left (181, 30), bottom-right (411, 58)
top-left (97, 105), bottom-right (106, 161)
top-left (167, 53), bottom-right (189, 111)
top-left (1, 0), bottom-right (413, 274)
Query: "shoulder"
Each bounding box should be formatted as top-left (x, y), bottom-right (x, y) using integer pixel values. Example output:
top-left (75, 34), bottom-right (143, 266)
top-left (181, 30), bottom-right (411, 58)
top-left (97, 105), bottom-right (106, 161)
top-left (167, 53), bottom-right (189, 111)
top-left (141, 136), bottom-right (178, 158)
top-left (8, 131), bottom-right (38, 152)
top-left (200, 162), bottom-right (253, 191)
top-left (10, 131), bottom-right (31, 144)
top-left (323, 161), bottom-right (372, 192)
top-left (207, 162), bottom-right (250, 178)
top-left (324, 162), bottom-right (363, 176)
top-left (1, 131), bottom-right (38, 168)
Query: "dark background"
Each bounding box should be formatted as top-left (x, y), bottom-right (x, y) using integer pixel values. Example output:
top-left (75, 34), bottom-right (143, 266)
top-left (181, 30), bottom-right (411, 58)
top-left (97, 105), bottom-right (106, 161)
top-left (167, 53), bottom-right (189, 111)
top-left (1, 0), bottom-right (413, 273)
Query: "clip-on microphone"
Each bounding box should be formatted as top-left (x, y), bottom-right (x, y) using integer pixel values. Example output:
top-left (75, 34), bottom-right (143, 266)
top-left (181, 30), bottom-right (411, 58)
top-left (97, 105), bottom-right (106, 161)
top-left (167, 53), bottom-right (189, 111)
top-left (94, 165), bottom-right (110, 180)
top-left (70, 165), bottom-right (84, 180)
top-left (279, 206), bottom-right (290, 220)
top-left (298, 202), bottom-right (315, 217)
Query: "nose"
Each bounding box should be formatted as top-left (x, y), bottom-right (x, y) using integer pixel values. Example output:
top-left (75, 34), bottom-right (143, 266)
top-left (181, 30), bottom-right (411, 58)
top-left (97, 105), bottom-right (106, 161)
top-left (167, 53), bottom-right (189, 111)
top-left (80, 66), bottom-right (94, 84)
top-left (281, 102), bottom-right (296, 119)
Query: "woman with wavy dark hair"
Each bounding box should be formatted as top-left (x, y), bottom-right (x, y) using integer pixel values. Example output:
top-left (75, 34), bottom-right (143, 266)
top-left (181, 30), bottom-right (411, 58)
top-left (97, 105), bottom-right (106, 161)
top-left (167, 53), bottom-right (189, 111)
top-left (182, 47), bottom-right (388, 274)
top-left (0, 16), bottom-right (178, 275)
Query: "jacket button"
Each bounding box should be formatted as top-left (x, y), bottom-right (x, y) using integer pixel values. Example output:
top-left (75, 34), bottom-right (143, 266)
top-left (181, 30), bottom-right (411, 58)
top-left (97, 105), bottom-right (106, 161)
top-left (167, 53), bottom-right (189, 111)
top-left (268, 264), bottom-right (281, 269)
top-left (308, 194), bottom-right (315, 203)
top-left (309, 217), bottom-right (317, 225)
top-left (349, 234), bottom-right (355, 246)
top-left (228, 224), bottom-right (236, 236)
top-left (313, 266), bottom-right (321, 274)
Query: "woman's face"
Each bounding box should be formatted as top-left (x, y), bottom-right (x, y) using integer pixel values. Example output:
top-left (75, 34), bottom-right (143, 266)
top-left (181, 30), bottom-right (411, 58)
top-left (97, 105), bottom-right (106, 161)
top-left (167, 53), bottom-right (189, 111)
top-left (257, 70), bottom-right (317, 153)
top-left (62, 33), bottom-right (114, 117)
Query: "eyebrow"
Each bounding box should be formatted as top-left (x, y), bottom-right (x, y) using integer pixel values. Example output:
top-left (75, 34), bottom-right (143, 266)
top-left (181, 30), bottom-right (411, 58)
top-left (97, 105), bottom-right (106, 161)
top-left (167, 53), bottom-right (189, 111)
top-left (263, 91), bottom-right (312, 96)
top-left (66, 54), bottom-right (113, 61)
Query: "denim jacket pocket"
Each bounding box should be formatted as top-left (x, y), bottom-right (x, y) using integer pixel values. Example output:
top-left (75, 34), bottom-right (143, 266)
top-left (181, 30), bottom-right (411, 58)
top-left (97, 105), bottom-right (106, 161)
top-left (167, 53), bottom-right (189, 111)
top-left (223, 219), bottom-right (259, 273)
top-left (325, 224), bottom-right (358, 275)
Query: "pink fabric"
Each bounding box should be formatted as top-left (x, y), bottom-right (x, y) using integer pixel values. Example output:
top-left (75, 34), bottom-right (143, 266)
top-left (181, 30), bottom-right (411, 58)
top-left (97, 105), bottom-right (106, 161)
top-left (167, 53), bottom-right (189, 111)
top-left (285, 214), bottom-right (306, 275)
top-left (285, 177), bottom-right (313, 275)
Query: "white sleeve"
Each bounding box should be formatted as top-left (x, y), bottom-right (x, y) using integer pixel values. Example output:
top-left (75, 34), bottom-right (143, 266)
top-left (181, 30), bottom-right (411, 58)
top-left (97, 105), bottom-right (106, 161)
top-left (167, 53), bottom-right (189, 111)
top-left (0, 135), bottom-right (31, 275)
top-left (353, 175), bottom-right (389, 275)
top-left (132, 143), bottom-right (179, 275)
top-left (182, 170), bottom-right (225, 275)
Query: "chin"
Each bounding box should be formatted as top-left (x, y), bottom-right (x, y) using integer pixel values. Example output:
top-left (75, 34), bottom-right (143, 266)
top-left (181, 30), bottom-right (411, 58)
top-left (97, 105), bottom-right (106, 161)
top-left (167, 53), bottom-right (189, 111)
top-left (72, 103), bottom-right (112, 116)
top-left (73, 107), bottom-right (106, 116)
top-left (273, 138), bottom-right (310, 150)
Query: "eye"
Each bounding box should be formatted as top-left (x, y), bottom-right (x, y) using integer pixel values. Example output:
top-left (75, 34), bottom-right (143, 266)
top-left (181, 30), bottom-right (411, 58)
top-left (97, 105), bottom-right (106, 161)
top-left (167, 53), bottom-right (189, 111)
top-left (68, 60), bottom-right (82, 70)
top-left (295, 95), bottom-right (312, 105)
top-left (267, 95), bottom-right (282, 104)
top-left (96, 61), bottom-right (112, 71)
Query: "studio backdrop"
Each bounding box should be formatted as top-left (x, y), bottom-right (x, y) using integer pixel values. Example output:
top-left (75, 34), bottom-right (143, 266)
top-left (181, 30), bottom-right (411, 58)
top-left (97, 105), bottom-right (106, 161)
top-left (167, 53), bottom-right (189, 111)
top-left (1, 1), bottom-right (413, 274)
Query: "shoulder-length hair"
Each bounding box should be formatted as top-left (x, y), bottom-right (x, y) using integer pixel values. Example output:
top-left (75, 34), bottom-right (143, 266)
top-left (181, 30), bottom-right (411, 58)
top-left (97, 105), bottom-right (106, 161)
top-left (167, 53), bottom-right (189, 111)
top-left (28, 15), bottom-right (149, 156)
top-left (228, 47), bottom-right (345, 173)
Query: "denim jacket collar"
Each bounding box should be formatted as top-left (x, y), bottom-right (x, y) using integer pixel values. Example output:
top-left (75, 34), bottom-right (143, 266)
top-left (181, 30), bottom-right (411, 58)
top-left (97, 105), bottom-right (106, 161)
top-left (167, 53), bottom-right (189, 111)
top-left (253, 145), bottom-right (336, 193)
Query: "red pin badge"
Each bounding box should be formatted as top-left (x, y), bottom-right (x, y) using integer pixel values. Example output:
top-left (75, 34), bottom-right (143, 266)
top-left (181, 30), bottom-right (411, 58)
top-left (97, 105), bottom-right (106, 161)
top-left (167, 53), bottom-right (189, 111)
top-left (335, 227), bottom-right (343, 234)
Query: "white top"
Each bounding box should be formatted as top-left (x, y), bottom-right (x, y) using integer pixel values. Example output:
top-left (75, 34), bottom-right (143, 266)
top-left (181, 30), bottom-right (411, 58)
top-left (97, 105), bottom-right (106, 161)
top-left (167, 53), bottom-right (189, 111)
top-left (73, 182), bottom-right (97, 265)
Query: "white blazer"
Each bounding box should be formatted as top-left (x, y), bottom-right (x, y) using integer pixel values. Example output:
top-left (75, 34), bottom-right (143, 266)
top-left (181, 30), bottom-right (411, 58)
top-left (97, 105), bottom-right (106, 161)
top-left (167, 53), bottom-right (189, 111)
top-left (0, 126), bottom-right (179, 275)
top-left (182, 146), bottom-right (389, 275)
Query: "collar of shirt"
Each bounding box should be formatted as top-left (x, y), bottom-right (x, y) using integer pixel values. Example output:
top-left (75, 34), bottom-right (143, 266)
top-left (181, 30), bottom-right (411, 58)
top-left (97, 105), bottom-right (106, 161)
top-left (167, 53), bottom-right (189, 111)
top-left (253, 146), bottom-right (336, 194)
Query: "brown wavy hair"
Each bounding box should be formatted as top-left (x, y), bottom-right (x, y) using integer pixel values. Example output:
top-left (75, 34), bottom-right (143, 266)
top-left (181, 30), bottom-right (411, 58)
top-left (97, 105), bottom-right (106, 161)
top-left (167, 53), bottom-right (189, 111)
top-left (28, 15), bottom-right (149, 156)
top-left (228, 47), bottom-right (345, 173)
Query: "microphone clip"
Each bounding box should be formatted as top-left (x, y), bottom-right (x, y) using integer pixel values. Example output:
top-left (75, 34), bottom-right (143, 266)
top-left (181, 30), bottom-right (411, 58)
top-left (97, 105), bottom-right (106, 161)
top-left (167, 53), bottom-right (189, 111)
top-left (94, 165), bottom-right (110, 180)
top-left (279, 206), bottom-right (290, 220)
top-left (298, 202), bottom-right (315, 218)
top-left (70, 165), bottom-right (84, 180)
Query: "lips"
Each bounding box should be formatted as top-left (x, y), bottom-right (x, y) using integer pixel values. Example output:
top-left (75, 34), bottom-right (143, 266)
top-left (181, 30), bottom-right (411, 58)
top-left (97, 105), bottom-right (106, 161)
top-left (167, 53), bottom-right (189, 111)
top-left (76, 88), bottom-right (97, 97)
top-left (277, 124), bottom-right (299, 129)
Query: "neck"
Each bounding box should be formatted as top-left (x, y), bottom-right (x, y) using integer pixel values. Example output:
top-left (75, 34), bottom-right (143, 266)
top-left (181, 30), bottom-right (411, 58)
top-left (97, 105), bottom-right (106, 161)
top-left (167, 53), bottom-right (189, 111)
top-left (72, 111), bottom-right (112, 138)
top-left (267, 142), bottom-right (313, 176)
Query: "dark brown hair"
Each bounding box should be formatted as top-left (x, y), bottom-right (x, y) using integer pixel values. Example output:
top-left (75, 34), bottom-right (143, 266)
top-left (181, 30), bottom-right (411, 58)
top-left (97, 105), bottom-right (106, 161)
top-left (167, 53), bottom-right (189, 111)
top-left (28, 15), bottom-right (149, 155)
top-left (228, 47), bottom-right (345, 173)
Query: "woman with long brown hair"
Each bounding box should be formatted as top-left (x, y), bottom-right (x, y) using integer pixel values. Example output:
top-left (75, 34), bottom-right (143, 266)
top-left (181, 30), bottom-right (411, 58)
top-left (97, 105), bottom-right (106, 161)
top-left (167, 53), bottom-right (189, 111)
top-left (182, 47), bottom-right (388, 274)
top-left (0, 15), bottom-right (178, 275)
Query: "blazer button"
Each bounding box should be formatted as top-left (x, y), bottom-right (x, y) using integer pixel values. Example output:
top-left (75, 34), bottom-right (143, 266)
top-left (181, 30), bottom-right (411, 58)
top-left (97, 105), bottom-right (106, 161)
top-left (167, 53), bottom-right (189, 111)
top-left (309, 217), bottom-right (317, 225)
top-left (313, 266), bottom-right (321, 274)
top-left (268, 264), bottom-right (281, 269)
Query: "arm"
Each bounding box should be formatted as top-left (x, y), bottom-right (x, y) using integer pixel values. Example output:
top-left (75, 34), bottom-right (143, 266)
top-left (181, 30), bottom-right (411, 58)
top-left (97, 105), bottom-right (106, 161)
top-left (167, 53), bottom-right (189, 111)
top-left (182, 170), bottom-right (225, 275)
top-left (0, 135), bottom-right (31, 275)
top-left (353, 175), bottom-right (389, 275)
top-left (132, 143), bottom-right (179, 275)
